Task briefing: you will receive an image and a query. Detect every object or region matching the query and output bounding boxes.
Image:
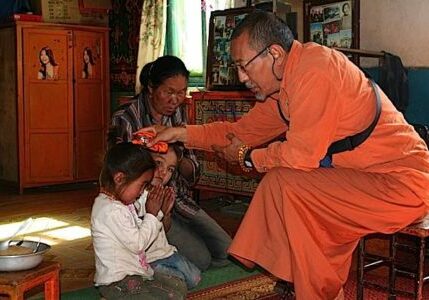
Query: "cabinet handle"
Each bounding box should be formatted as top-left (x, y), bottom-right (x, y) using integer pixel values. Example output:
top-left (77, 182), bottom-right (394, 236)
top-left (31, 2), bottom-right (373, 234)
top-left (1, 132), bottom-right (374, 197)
top-left (67, 32), bottom-right (73, 48)
top-left (96, 39), bottom-right (101, 58)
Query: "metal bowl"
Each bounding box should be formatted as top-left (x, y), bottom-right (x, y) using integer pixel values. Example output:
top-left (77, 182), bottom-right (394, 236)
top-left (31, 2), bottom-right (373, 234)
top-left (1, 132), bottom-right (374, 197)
top-left (0, 240), bottom-right (51, 272)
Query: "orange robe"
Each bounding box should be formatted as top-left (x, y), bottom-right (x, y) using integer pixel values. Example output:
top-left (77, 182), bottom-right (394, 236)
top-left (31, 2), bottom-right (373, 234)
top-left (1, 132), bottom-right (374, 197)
top-left (185, 41), bottom-right (429, 299)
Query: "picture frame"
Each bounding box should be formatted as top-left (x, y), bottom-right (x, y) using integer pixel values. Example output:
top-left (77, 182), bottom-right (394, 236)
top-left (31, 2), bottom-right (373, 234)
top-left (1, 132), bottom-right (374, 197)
top-left (78, 0), bottom-right (111, 14)
top-left (206, 7), bottom-right (254, 90)
top-left (303, 0), bottom-right (360, 51)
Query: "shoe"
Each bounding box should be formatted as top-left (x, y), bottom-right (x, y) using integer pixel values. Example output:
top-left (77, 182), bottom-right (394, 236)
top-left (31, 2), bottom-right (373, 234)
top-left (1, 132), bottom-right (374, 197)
top-left (274, 280), bottom-right (295, 299)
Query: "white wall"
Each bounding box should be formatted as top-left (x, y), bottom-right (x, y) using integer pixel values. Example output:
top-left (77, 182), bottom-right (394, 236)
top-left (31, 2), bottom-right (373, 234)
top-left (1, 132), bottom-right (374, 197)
top-left (234, 1), bottom-right (429, 67)
top-left (360, 0), bottom-right (429, 67)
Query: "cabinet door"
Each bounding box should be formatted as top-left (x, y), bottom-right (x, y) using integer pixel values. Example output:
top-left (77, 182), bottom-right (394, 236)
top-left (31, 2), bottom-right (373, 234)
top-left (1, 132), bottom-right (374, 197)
top-left (23, 28), bottom-right (74, 184)
top-left (73, 30), bottom-right (108, 180)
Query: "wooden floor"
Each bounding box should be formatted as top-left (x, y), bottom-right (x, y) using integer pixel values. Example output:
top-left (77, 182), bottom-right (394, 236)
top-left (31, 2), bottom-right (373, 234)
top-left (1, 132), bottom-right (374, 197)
top-left (1, 182), bottom-right (386, 299)
top-left (0, 183), bottom-right (244, 294)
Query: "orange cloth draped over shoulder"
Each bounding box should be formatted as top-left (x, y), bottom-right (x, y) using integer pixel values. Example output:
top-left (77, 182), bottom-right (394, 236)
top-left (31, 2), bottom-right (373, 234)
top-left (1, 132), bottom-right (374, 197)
top-left (185, 41), bottom-right (429, 299)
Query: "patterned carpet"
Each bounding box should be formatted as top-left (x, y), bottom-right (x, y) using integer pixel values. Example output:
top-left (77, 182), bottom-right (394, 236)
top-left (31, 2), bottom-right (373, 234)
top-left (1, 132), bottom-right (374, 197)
top-left (188, 274), bottom-right (278, 299)
top-left (187, 272), bottom-right (429, 300)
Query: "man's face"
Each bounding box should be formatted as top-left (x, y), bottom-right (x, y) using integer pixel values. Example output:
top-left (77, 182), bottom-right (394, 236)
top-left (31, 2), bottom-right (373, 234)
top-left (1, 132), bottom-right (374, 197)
top-left (230, 32), bottom-right (280, 101)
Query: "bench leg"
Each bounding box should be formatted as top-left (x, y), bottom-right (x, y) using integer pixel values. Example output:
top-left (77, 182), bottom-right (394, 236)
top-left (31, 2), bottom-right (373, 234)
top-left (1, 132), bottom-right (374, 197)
top-left (415, 237), bottom-right (425, 300)
top-left (0, 284), bottom-right (24, 300)
top-left (357, 237), bottom-right (365, 300)
top-left (388, 234), bottom-right (397, 300)
top-left (44, 268), bottom-right (60, 300)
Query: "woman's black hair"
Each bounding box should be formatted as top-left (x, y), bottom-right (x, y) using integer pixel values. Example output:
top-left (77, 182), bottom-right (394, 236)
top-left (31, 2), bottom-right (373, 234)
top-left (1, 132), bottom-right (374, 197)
top-left (39, 46), bottom-right (58, 66)
top-left (83, 47), bottom-right (95, 79)
top-left (139, 55), bottom-right (190, 93)
top-left (38, 46), bottom-right (58, 78)
top-left (170, 142), bottom-right (184, 163)
top-left (99, 142), bottom-right (156, 192)
top-left (83, 47), bottom-right (95, 65)
top-left (342, 2), bottom-right (351, 14)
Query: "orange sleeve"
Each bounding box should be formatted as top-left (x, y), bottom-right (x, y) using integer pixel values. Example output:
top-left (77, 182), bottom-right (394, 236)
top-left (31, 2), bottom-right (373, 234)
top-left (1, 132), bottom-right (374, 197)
top-left (185, 98), bottom-right (288, 151)
top-left (251, 70), bottom-right (344, 172)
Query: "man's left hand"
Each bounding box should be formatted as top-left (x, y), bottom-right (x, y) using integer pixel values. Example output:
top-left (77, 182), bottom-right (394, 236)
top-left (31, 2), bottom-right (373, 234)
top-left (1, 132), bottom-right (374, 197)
top-left (211, 133), bottom-right (243, 164)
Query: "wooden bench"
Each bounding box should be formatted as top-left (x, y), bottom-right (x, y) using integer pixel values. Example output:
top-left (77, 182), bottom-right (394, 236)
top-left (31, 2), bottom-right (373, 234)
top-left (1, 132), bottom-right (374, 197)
top-left (0, 260), bottom-right (60, 300)
top-left (357, 214), bottom-right (429, 300)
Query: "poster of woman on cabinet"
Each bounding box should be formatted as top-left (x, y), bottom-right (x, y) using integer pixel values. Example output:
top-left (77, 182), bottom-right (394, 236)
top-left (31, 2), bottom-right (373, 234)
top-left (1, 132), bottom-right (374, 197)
top-left (37, 46), bottom-right (59, 80)
top-left (82, 47), bottom-right (95, 79)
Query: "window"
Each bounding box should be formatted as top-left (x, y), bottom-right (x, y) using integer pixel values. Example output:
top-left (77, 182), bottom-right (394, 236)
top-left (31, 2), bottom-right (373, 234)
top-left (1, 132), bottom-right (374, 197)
top-left (165, 0), bottom-right (234, 87)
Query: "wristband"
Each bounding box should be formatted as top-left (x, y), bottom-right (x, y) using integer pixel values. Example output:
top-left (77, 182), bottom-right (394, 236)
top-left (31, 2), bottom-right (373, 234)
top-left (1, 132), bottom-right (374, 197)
top-left (238, 144), bottom-right (253, 173)
top-left (244, 148), bottom-right (253, 168)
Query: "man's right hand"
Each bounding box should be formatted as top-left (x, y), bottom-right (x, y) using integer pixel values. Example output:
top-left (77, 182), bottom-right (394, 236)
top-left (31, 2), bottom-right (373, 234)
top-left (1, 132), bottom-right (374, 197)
top-left (135, 126), bottom-right (187, 146)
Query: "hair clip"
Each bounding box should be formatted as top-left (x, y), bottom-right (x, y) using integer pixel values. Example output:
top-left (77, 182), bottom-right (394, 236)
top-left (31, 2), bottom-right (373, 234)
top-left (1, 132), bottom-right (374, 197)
top-left (132, 131), bottom-right (168, 153)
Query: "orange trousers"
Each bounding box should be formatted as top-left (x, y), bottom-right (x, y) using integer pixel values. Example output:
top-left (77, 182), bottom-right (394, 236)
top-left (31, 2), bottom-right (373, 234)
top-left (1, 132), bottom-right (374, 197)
top-left (228, 167), bottom-right (427, 300)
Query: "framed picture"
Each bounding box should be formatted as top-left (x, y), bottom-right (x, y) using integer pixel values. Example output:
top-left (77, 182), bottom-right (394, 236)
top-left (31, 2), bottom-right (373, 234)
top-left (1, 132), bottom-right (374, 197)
top-left (304, 0), bottom-right (359, 51)
top-left (206, 7), bottom-right (254, 90)
top-left (78, 0), bottom-right (111, 14)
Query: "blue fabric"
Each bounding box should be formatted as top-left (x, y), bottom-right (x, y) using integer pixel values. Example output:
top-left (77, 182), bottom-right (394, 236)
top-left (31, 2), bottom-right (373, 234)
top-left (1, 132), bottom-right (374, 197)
top-left (167, 209), bottom-right (232, 271)
top-left (319, 155), bottom-right (333, 168)
top-left (150, 252), bottom-right (201, 289)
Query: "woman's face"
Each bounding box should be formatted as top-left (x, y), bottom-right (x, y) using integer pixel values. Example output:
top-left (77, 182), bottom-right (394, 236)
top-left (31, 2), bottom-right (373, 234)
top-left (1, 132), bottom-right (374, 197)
top-left (40, 50), bottom-right (49, 65)
top-left (149, 75), bottom-right (188, 116)
top-left (83, 50), bottom-right (90, 64)
top-left (343, 4), bottom-right (350, 15)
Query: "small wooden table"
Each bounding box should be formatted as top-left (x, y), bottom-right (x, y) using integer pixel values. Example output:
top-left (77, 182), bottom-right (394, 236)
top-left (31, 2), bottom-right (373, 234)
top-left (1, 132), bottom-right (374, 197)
top-left (0, 261), bottom-right (60, 300)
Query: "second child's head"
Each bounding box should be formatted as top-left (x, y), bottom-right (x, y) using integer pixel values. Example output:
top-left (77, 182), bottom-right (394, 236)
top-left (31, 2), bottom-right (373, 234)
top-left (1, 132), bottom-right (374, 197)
top-left (99, 143), bottom-right (156, 205)
top-left (151, 145), bottom-right (182, 186)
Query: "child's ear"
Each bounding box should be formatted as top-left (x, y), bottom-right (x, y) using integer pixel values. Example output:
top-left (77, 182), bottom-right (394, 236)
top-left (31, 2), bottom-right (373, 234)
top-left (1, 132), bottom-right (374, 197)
top-left (113, 172), bottom-right (125, 185)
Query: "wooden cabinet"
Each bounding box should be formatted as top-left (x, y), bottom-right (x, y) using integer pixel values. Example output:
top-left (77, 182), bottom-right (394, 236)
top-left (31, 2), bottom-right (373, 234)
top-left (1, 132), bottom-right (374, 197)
top-left (0, 21), bottom-right (109, 192)
top-left (189, 90), bottom-right (261, 196)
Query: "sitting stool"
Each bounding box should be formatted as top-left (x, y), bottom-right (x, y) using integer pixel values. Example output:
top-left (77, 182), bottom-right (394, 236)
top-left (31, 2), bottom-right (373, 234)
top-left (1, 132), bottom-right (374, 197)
top-left (357, 214), bottom-right (429, 300)
top-left (0, 261), bottom-right (60, 300)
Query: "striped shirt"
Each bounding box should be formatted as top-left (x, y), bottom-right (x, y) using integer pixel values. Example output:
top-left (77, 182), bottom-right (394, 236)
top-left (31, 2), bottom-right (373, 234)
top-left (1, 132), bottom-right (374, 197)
top-left (108, 92), bottom-right (201, 217)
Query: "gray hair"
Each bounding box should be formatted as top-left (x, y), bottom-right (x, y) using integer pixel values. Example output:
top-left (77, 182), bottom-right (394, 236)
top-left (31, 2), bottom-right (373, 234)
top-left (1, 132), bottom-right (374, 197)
top-left (231, 11), bottom-right (294, 52)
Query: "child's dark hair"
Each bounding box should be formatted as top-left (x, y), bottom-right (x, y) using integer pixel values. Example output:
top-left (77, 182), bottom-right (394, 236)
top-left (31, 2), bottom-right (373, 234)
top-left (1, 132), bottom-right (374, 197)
top-left (139, 55), bottom-right (189, 93)
top-left (99, 143), bottom-right (156, 191)
top-left (170, 143), bottom-right (184, 163)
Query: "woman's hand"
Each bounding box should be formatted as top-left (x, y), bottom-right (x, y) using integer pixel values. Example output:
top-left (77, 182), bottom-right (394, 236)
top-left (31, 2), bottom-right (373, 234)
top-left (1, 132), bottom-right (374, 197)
top-left (161, 186), bottom-right (175, 216)
top-left (211, 133), bottom-right (244, 164)
top-left (160, 186), bottom-right (175, 231)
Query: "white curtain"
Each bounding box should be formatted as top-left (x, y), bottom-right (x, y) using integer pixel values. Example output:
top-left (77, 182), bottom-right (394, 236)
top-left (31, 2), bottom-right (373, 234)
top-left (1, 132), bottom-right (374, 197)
top-left (135, 0), bottom-right (167, 94)
top-left (169, 0), bottom-right (234, 74)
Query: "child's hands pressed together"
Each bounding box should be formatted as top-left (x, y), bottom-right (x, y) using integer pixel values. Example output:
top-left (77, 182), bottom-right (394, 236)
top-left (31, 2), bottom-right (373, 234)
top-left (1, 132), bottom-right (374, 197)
top-left (161, 187), bottom-right (175, 216)
top-left (145, 185), bottom-right (164, 216)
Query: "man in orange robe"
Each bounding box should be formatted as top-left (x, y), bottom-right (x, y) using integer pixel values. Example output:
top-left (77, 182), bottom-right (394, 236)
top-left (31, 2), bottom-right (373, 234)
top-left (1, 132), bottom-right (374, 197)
top-left (143, 11), bottom-right (429, 299)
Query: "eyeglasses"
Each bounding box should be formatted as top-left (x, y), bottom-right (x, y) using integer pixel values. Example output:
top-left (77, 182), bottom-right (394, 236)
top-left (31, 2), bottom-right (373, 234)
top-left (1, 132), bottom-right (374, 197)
top-left (159, 88), bottom-right (187, 100)
top-left (232, 46), bottom-right (269, 74)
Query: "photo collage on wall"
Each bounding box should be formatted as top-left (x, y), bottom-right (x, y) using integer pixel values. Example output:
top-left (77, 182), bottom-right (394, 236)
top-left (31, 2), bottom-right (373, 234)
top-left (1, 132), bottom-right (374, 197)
top-left (309, 0), bottom-right (352, 48)
top-left (210, 12), bottom-right (248, 88)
